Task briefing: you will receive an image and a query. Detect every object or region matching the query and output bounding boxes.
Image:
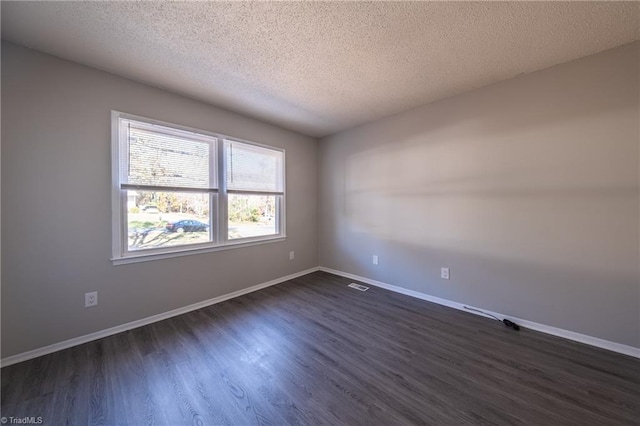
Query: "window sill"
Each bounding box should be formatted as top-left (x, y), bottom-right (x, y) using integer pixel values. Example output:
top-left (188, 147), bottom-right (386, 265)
top-left (111, 236), bottom-right (286, 265)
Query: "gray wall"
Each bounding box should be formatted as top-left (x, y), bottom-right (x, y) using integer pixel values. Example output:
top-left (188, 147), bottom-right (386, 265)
top-left (319, 42), bottom-right (640, 347)
top-left (1, 42), bottom-right (318, 358)
top-left (3, 40), bottom-right (639, 359)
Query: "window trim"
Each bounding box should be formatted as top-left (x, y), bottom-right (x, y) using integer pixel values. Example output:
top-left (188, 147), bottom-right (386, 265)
top-left (110, 111), bottom-right (286, 265)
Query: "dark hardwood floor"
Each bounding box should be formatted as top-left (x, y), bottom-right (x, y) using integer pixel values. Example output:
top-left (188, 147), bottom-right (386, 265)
top-left (2, 271), bottom-right (639, 425)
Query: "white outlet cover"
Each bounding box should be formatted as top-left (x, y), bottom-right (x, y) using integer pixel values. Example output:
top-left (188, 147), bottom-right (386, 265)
top-left (373, 255), bottom-right (379, 265)
top-left (85, 291), bottom-right (98, 307)
top-left (289, 251), bottom-right (295, 260)
top-left (441, 267), bottom-right (450, 280)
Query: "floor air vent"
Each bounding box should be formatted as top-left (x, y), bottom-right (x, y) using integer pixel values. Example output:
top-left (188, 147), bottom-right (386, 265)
top-left (348, 283), bottom-right (369, 291)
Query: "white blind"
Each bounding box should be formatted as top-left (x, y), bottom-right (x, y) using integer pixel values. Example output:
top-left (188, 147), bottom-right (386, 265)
top-left (119, 118), bottom-right (216, 190)
top-left (225, 140), bottom-right (284, 193)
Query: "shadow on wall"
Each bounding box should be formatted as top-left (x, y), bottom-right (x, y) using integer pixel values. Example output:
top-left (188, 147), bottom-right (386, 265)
top-left (337, 108), bottom-right (639, 344)
top-left (323, 43), bottom-right (639, 346)
top-left (344, 137), bottom-right (637, 277)
top-left (341, 61), bottom-right (638, 279)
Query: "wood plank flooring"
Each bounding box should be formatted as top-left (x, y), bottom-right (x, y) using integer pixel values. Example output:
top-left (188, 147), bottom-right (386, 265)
top-left (2, 271), bottom-right (639, 425)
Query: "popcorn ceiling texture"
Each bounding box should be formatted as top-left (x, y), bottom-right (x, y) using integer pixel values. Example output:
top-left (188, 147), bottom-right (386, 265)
top-left (2, 1), bottom-right (638, 137)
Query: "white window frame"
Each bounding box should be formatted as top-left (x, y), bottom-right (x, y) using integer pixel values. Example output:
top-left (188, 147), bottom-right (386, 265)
top-left (111, 111), bottom-right (286, 265)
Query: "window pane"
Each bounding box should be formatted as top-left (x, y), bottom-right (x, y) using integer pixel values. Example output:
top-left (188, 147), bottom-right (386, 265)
top-left (121, 119), bottom-right (214, 189)
top-left (228, 194), bottom-right (278, 239)
top-left (127, 190), bottom-right (211, 250)
top-left (225, 140), bottom-right (283, 192)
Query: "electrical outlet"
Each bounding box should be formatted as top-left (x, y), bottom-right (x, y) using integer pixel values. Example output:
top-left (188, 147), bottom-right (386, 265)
top-left (85, 291), bottom-right (98, 307)
top-left (289, 251), bottom-right (295, 260)
top-left (441, 267), bottom-right (450, 280)
top-left (373, 255), bottom-right (379, 265)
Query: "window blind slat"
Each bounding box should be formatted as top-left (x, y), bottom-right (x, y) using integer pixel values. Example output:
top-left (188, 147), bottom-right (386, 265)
top-left (226, 189), bottom-right (283, 196)
top-left (121, 183), bottom-right (219, 193)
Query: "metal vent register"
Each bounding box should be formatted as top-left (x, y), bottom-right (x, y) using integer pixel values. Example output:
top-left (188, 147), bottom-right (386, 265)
top-left (348, 283), bottom-right (369, 291)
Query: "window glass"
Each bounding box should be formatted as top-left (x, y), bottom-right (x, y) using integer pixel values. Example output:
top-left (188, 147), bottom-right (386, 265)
top-left (112, 112), bottom-right (285, 262)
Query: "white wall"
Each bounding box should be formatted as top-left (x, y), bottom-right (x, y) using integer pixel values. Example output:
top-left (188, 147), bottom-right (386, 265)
top-left (319, 42), bottom-right (640, 347)
top-left (1, 42), bottom-right (318, 358)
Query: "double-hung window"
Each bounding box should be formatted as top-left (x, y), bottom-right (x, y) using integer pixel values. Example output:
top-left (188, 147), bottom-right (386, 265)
top-left (111, 111), bottom-right (285, 263)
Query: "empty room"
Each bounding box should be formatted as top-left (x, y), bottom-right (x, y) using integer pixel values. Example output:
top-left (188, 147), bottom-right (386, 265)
top-left (1, 1), bottom-right (639, 425)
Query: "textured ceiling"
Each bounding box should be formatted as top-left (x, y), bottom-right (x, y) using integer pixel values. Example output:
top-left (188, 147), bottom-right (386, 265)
top-left (2, 1), bottom-right (639, 137)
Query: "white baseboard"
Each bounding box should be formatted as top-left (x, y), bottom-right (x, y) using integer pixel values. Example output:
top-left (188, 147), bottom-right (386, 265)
top-left (319, 267), bottom-right (640, 359)
top-left (4, 265), bottom-right (638, 367)
top-left (1, 267), bottom-right (320, 368)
